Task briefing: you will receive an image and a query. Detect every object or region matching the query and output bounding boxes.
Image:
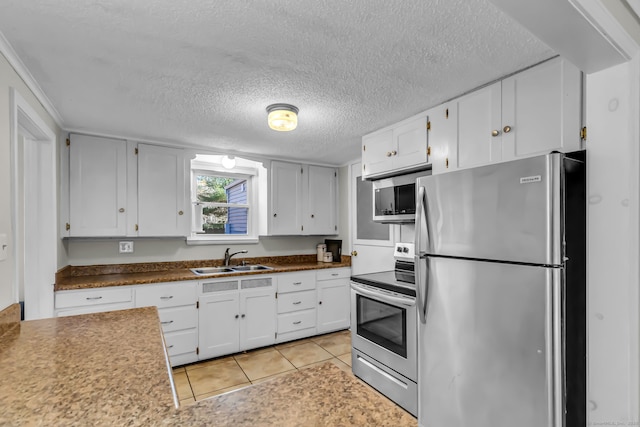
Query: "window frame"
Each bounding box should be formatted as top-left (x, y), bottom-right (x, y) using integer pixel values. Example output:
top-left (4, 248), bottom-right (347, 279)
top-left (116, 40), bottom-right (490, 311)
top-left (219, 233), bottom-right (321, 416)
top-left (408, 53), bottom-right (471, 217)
top-left (186, 161), bottom-right (260, 245)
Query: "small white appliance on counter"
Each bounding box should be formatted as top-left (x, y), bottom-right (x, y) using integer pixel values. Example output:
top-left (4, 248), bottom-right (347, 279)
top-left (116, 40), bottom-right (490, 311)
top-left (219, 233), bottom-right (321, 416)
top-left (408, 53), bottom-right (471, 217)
top-left (350, 243), bottom-right (417, 416)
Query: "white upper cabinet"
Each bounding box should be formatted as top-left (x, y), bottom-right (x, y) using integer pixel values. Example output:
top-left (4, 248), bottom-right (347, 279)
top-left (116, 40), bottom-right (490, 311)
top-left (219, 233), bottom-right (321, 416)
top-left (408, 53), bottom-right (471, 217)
top-left (362, 115), bottom-right (429, 179)
top-left (426, 104), bottom-right (458, 175)
top-left (68, 134), bottom-right (129, 237)
top-left (269, 161), bottom-right (304, 235)
top-left (500, 57), bottom-right (582, 160)
top-left (455, 82), bottom-right (503, 169)
top-left (137, 143), bottom-right (187, 237)
top-left (269, 161), bottom-right (338, 236)
top-left (304, 166), bottom-right (338, 235)
top-left (428, 57), bottom-right (583, 175)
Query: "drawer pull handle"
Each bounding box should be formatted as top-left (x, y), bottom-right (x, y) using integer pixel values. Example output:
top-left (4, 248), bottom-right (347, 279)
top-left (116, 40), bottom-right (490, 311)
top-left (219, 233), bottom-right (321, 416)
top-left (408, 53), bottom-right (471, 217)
top-left (293, 321), bottom-right (302, 325)
top-left (160, 296), bottom-right (174, 300)
top-left (293, 282), bottom-right (302, 285)
top-left (293, 301), bottom-right (302, 305)
top-left (86, 296), bottom-right (103, 300)
top-left (331, 273), bottom-right (338, 276)
top-left (161, 320), bottom-right (174, 325)
top-left (167, 345), bottom-right (174, 349)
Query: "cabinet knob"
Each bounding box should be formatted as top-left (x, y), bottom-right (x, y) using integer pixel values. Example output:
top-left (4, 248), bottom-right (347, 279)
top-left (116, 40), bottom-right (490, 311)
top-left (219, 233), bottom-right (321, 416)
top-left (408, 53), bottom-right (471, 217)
top-left (311, 214), bottom-right (314, 218)
top-left (235, 314), bottom-right (239, 319)
top-left (491, 130), bottom-right (501, 137)
top-left (351, 250), bottom-right (358, 256)
top-left (503, 125), bottom-right (512, 133)
top-left (241, 314), bottom-right (245, 318)
top-left (391, 150), bottom-right (397, 156)
top-left (319, 301), bottom-right (323, 305)
top-left (386, 151), bottom-right (392, 157)
top-left (119, 208), bottom-right (125, 213)
top-left (178, 210), bottom-right (184, 215)
top-left (273, 213), bottom-right (277, 217)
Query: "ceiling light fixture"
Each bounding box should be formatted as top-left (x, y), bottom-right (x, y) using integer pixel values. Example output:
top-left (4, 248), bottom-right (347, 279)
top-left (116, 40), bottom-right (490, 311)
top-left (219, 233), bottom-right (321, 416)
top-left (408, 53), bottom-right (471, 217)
top-left (221, 155), bottom-right (236, 169)
top-left (266, 103), bottom-right (299, 132)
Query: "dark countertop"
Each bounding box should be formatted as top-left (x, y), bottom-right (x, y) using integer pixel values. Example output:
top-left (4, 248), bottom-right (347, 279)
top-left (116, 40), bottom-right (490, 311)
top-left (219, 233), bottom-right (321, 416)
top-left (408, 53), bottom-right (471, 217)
top-left (55, 254), bottom-right (351, 291)
top-left (0, 307), bottom-right (416, 426)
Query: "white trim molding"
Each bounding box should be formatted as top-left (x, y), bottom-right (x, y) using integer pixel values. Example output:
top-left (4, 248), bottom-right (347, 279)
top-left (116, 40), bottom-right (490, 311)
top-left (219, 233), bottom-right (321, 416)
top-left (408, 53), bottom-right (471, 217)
top-left (0, 30), bottom-right (64, 127)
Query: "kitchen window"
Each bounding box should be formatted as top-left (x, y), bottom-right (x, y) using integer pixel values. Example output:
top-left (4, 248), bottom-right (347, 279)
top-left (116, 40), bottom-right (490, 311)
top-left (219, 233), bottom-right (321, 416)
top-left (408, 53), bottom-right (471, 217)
top-left (187, 155), bottom-right (264, 244)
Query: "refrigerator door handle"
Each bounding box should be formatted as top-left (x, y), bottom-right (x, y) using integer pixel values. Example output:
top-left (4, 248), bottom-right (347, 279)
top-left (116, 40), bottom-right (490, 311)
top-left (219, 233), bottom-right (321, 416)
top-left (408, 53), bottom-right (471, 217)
top-left (414, 185), bottom-right (430, 324)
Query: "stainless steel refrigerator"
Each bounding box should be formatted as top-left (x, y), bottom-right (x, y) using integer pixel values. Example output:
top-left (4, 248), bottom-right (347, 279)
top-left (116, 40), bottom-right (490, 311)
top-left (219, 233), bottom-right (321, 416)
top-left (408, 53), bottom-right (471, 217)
top-left (414, 152), bottom-right (585, 427)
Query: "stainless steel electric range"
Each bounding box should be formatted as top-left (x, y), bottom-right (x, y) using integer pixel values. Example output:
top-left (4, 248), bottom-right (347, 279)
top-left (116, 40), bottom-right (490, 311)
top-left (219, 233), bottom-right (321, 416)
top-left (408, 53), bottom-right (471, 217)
top-left (350, 243), bottom-right (417, 416)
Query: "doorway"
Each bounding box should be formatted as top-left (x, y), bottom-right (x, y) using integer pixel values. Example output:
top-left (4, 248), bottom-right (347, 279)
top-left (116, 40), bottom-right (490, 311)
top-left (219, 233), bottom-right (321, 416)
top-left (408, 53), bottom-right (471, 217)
top-left (11, 88), bottom-right (57, 319)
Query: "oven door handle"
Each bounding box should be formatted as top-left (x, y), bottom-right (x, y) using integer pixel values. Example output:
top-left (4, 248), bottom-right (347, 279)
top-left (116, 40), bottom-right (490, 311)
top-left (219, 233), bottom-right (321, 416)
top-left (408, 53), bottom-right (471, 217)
top-left (350, 283), bottom-right (416, 307)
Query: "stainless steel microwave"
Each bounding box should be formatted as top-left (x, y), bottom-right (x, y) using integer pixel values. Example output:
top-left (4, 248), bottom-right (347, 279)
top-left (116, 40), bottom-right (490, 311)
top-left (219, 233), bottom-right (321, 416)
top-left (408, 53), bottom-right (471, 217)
top-left (372, 170), bottom-right (431, 223)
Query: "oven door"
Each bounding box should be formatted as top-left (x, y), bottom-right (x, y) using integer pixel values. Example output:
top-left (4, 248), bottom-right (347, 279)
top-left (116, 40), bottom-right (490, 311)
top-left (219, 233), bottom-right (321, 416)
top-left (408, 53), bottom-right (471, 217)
top-left (350, 282), bottom-right (417, 381)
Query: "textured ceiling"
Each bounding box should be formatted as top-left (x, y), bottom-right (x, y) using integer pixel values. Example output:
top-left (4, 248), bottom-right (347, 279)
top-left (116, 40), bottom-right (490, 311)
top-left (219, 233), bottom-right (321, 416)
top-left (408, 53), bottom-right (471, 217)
top-left (0, 0), bottom-right (553, 165)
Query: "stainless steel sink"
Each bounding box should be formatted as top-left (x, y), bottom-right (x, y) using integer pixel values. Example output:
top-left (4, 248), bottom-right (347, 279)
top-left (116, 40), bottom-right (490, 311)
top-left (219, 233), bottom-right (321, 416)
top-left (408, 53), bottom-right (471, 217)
top-left (190, 265), bottom-right (273, 276)
top-left (190, 267), bottom-right (235, 276)
top-left (230, 265), bottom-right (273, 272)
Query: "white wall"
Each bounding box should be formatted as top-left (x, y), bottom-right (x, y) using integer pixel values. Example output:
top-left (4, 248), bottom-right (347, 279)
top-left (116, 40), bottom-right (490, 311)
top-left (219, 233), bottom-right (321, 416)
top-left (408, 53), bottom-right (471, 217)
top-left (0, 52), bottom-right (59, 311)
top-left (586, 58), bottom-right (640, 424)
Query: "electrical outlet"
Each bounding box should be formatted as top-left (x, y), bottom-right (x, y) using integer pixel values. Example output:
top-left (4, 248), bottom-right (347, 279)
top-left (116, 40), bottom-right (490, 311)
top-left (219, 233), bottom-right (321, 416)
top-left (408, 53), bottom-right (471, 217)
top-left (119, 241), bottom-right (134, 254)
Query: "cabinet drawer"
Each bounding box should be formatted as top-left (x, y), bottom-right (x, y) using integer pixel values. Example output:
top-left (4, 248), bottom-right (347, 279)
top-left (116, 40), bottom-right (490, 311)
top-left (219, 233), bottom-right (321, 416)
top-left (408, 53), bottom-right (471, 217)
top-left (56, 301), bottom-right (134, 317)
top-left (277, 309), bottom-right (316, 334)
top-left (136, 282), bottom-right (196, 308)
top-left (55, 287), bottom-right (133, 309)
top-left (164, 329), bottom-right (198, 357)
top-left (316, 268), bottom-right (351, 281)
top-left (277, 290), bottom-right (316, 314)
top-left (158, 306), bottom-right (197, 332)
top-left (278, 271), bottom-right (316, 293)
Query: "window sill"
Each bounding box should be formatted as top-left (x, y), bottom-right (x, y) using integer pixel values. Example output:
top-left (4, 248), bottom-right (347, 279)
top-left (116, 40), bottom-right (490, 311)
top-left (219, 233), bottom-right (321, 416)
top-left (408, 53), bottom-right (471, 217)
top-left (185, 235), bottom-right (260, 246)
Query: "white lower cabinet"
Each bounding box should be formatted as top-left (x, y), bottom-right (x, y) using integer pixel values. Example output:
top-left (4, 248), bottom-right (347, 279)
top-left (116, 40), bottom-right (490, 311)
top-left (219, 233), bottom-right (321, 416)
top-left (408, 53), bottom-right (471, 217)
top-left (276, 271), bottom-right (318, 343)
top-left (135, 281), bottom-right (198, 367)
top-left (316, 268), bottom-right (351, 334)
top-left (198, 276), bottom-right (276, 360)
top-left (55, 287), bottom-right (134, 317)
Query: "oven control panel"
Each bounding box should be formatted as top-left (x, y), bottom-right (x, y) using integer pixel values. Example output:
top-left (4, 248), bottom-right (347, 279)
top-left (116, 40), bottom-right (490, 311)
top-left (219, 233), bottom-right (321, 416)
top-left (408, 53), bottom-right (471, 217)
top-left (394, 243), bottom-right (415, 261)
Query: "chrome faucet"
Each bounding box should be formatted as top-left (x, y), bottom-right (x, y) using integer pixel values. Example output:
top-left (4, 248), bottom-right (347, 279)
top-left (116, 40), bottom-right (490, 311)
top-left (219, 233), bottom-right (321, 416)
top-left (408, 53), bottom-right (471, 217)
top-left (224, 248), bottom-right (248, 266)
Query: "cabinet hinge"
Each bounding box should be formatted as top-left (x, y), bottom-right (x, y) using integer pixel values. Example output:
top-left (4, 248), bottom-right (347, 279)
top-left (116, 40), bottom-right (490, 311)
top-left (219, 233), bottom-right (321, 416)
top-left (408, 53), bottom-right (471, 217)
top-left (426, 121), bottom-right (431, 131)
top-left (445, 108), bottom-right (449, 119)
top-left (196, 301), bottom-right (199, 309)
top-left (363, 164), bottom-right (366, 171)
top-left (65, 223), bottom-right (70, 231)
top-left (196, 347), bottom-right (199, 355)
top-left (275, 292), bottom-right (278, 299)
top-left (301, 225), bottom-right (304, 231)
top-left (135, 224), bottom-right (139, 231)
top-left (446, 157), bottom-right (449, 169)
top-left (301, 167), bottom-right (303, 174)
top-left (427, 146), bottom-right (431, 156)
top-left (580, 126), bottom-right (587, 141)
top-left (335, 225), bottom-right (337, 231)
top-left (363, 145), bottom-right (366, 151)
top-left (275, 332), bottom-right (277, 339)
top-left (66, 138), bottom-right (70, 147)
top-left (334, 171), bottom-right (337, 177)
top-left (135, 148), bottom-right (138, 155)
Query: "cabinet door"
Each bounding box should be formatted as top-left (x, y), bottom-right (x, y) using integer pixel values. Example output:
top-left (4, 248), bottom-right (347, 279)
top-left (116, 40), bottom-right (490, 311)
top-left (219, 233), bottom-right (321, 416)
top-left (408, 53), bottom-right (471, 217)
top-left (501, 57), bottom-right (582, 160)
top-left (317, 279), bottom-right (350, 334)
top-left (198, 292), bottom-right (240, 359)
top-left (362, 128), bottom-right (393, 178)
top-left (137, 144), bottom-right (187, 236)
top-left (427, 104), bottom-right (458, 175)
top-left (270, 161), bottom-right (303, 235)
top-left (69, 134), bottom-right (128, 236)
top-left (240, 288), bottom-right (276, 351)
top-left (392, 115), bottom-right (428, 170)
top-left (455, 82), bottom-right (502, 169)
top-left (305, 166), bottom-right (337, 235)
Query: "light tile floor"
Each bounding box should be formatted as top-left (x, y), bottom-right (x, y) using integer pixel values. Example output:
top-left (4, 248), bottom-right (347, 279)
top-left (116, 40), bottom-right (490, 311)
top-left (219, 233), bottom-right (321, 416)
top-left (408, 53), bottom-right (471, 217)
top-left (172, 329), bottom-right (353, 405)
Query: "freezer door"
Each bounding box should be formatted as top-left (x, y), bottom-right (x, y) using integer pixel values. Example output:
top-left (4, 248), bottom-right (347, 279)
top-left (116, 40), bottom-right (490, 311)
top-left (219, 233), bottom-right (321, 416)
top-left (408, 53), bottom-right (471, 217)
top-left (416, 153), bottom-right (562, 265)
top-left (418, 257), bottom-right (562, 427)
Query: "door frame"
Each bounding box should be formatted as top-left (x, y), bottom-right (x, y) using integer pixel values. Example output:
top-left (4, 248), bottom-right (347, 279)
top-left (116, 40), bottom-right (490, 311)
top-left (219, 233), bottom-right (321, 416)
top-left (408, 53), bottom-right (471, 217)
top-left (10, 88), bottom-right (57, 319)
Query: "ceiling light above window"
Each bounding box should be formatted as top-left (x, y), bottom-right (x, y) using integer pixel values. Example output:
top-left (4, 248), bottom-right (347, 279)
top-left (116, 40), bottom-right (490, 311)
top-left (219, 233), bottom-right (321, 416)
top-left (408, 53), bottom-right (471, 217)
top-left (266, 103), bottom-right (298, 132)
top-left (222, 155), bottom-right (236, 169)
